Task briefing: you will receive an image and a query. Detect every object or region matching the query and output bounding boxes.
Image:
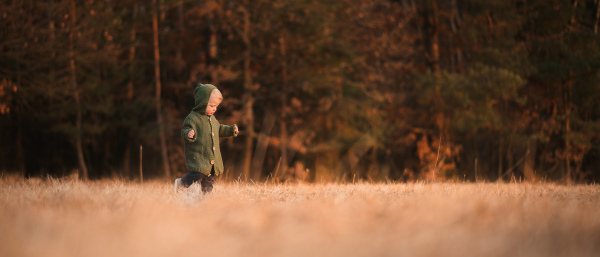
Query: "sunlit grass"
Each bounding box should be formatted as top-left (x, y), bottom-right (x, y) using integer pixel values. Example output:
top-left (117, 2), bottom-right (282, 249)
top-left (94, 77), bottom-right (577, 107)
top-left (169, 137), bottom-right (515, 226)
top-left (1, 177), bottom-right (599, 257)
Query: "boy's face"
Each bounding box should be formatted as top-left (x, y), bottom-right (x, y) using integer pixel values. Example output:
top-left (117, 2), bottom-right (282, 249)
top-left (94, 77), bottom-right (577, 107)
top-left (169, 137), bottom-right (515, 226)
top-left (205, 95), bottom-right (221, 116)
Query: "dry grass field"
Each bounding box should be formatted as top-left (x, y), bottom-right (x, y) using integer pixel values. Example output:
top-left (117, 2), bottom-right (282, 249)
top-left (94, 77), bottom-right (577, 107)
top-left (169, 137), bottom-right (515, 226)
top-left (1, 177), bottom-right (599, 257)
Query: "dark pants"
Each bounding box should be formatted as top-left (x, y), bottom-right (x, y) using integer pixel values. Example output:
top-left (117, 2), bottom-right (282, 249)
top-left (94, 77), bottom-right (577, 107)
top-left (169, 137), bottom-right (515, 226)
top-left (181, 167), bottom-right (215, 193)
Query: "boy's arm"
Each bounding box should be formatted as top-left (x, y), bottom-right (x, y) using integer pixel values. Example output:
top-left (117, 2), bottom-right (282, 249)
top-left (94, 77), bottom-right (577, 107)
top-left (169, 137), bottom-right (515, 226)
top-left (182, 116), bottom-right (198, 142)
top-left (219, 124), bottom-right (238, 138)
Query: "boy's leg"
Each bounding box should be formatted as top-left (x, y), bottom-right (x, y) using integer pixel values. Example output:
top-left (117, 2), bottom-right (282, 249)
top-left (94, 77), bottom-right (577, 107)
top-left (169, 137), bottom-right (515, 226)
top-left (173, 178), bottom-right (182, 193)
top-left (180, 172), bottom-right (202, 188)
top-left (200, 168), bottom-right (216, 193)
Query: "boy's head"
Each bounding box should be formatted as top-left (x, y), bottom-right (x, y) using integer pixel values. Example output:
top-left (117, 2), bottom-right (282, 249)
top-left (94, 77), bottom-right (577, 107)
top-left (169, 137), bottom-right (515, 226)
top-left (193, 84), bottom-right (222, 116)
top-left (205, 89), bottom-right (222, 116)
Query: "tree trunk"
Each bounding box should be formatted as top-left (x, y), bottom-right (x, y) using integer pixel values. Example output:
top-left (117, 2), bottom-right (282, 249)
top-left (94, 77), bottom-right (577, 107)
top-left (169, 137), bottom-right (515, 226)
top-left (176, 0), bottom-right (185, 77)
top-left (153, 0), bottom-right (171, 178)
top-left (159, 0), bottom-right (166, 21)
top-left (429, 0), bottom-right (440, 73)
top-left (123, 146), bottom-right (131, 178)
top-left (448, 0), bottom-right (461, 72)
top-left (15, 34), bottom-right (25, 176)
top-left (368, 146), bottom-right (379, 181)
top-left (69, 0), bottom-right (88, 180)
top-left (409, 0), bottom-right (423, 46)
top-left (565, 109), bottom-right (571, 184)
top-left (241, 5), bottom-right (255, 181)
top-left (104, 140), bottom-right (111, 177)
top-left (127, 1), bottom-right (137, 101)
top-left (523, 139), bottom-right (537, 181)
top-left (251, 112), bottom-right (276, 181)
top-left (16, 114), bottom-right (25, 176)
top-left (594, 0), bottom-right (600, 34)
top-left (506, 139), bottom-right (513, 180)
top-left (571, 0), bottom-right (578, 25)
top-left (565, 90), bottom-right (572, 184)
top-left (124, 1), bottom-right (137, 176)
top-left (279, 31), bottom-right (288, 173)
top-left (209, 12), bottom-right (219, 83)
top-left (498, 138), bottom-right (503, 182)
top-left (564, 72), bottom-right (574, 184)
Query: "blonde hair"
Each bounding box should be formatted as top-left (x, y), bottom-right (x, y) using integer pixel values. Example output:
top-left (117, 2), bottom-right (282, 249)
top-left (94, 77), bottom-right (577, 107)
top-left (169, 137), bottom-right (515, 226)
top-left (210, 89), bottom-right (223, 101)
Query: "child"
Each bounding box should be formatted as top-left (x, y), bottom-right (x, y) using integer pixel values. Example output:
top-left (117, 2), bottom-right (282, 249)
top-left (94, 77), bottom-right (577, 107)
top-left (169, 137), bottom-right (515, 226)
top-left (174, 84), bottom-right (239, 193)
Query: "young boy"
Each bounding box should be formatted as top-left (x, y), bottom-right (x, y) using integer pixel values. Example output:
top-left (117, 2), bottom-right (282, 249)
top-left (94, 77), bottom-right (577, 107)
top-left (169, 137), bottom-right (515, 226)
top-left (174, 84), bottom-right (238, 193)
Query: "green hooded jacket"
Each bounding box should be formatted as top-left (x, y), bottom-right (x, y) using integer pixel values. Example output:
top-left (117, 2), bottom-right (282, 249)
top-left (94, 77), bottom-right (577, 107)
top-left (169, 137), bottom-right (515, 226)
top-left (181, 84), bottom-right (238, 176)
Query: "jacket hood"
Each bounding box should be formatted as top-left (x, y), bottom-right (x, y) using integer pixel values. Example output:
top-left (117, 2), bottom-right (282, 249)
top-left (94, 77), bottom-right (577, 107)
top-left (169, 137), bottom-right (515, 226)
top-left (192, 84), bottom-right (217, 114)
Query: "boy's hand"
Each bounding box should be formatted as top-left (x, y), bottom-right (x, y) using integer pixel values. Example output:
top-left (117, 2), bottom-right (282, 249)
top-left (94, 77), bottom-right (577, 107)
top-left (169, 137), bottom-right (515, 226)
top-left (234, 125), bottom-right (239, 134)
top-left (188, 130), bottom-right (195, 138)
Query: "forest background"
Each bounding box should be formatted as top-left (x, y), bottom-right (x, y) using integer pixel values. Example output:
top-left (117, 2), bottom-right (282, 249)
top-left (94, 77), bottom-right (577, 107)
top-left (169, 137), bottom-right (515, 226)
top-left (1, 0), bottom-right (599, 183)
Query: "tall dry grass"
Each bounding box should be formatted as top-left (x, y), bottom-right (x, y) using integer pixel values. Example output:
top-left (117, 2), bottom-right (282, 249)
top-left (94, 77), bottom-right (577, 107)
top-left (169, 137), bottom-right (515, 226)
top-left (1, 177), bottom-right (599, 257)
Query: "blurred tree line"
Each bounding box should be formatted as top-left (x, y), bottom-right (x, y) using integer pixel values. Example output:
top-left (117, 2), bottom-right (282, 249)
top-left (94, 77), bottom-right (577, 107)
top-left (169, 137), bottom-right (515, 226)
top-left (1, 0), bottom-right (599, 183)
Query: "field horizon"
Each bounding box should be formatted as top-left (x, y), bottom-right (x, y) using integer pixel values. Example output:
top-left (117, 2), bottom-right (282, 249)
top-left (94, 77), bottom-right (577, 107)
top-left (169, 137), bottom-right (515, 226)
top-left (1, 178), bottom-right (599, 257)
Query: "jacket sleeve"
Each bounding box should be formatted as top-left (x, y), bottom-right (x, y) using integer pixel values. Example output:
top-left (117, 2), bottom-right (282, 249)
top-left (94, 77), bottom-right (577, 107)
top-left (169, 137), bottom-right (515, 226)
top-left (219, 124), bottom-right (238, 138)
top-left (182, 115), bottom-right (198, 142)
